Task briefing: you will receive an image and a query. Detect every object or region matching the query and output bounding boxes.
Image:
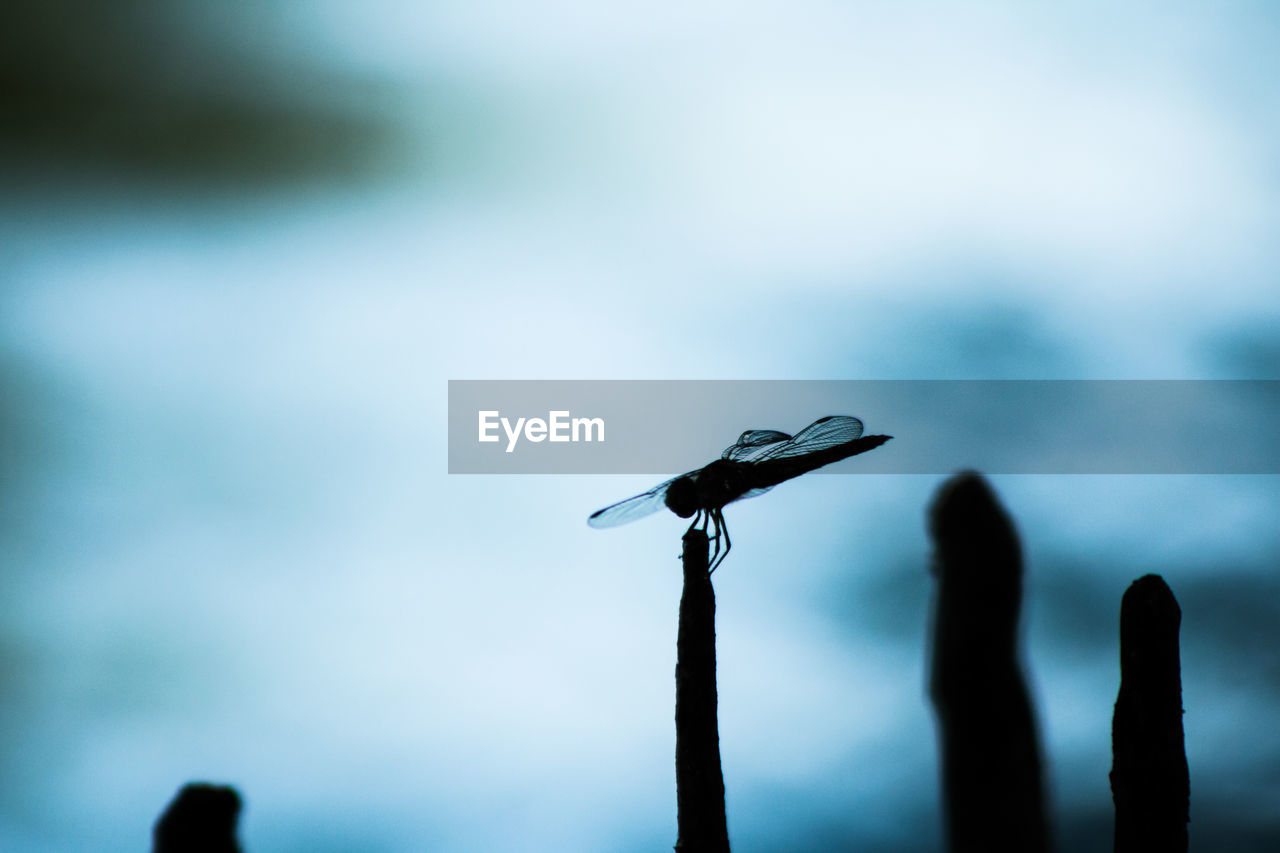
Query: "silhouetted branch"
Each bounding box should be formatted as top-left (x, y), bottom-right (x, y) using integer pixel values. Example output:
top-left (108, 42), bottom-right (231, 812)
top-left (153, 782), bottom-right (243, 853)
top-left (1111, 574), bottom-right (1189, 853)
top-left (674, 528), bottom-right (731, 853)
top-left (927, 471), bottom-right (1051, 853)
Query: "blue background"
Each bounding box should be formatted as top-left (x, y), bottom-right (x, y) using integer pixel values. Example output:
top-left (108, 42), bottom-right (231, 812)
top-left (2, 2), bottom-right (1278, 849)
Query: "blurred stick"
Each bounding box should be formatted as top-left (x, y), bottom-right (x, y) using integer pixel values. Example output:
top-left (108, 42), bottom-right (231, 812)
top-left (1111, 574), bottom-right (1189, 853)
top-left (153, 782), bottom-right (243, 853)
top-left (674, 527), bottom-right (731, 853)
top-left (928, 472), bottom-right (1051, 853)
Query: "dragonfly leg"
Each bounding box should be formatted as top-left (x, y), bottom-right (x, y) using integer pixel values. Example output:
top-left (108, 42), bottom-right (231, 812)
top-left (681, 510), bottom-right (704, 559)
top-left (709, 508), bottom-right (731, 574)
top-left (707, 509), bottom-right (722, 570)
top-left (686, 507), bottom-right (716, 535)
top-left (707, 507), bottom-right (725, 547)
top-left (684, 509), bottom-right (704, 537)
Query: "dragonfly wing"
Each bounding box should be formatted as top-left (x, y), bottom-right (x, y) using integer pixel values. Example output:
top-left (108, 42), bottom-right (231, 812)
top-left (750, 433), bottom-right (891, 490)
top-left (753, 415), bottom-right (864, 461)
top-left (722, 429), bottom-right (792, 461)
top-left (743, 416), bottom-right (888, 489)
top-left (588, 474), bottom-right (683, 528)
top-left (733, 485), bottom-right (775, 502)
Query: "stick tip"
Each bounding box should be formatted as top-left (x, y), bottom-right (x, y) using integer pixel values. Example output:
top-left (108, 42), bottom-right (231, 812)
top-left (928, 471), bottom-right (1020, 576)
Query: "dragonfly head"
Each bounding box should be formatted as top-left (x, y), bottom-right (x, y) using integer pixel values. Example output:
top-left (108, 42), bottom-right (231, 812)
top-left (664, 475), bottom-right (699, 518)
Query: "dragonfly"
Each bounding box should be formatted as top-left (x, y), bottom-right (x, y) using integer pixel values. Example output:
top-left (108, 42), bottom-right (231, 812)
top-left (588, 415), bottom-right (891, 572)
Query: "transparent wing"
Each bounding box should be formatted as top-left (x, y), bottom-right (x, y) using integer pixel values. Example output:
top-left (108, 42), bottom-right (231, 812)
top-left (752, 415), bottom-right (864, 461)
top-left (587, 474), bottom-right (684, 528)
top-left (722, 429), bottom-right (792, 461)
top-left (734, 485), bottom-right (775, 502)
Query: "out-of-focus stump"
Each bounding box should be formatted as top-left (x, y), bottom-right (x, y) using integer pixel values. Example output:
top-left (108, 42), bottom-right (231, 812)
top-left (674, 528), bottom-right (731, 852)
top-left (927, 472), bottom-right (1051, 853)
top-left (1111, 574), bottom-right (1189, 853)
top-left (153, 782), bottom-right (243, 853)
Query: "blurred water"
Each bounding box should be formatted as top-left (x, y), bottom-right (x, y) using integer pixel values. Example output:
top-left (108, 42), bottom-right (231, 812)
top-left (2, 1), bottom-right (1279, 850)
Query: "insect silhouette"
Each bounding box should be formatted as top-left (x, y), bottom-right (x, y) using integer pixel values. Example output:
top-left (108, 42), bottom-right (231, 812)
top-left (588, 415), bottom-right (892, 571)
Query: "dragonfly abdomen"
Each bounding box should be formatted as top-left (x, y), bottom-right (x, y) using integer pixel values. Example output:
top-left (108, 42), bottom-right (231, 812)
top-left (747, 434), bottom-right (893, 490)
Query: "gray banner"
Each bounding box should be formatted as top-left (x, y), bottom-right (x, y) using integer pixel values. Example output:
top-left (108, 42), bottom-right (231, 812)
top-left (447, 380), bottom-right (1280, 474)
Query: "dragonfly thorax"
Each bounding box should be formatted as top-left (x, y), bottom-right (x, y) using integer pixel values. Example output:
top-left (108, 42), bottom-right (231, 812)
top-left (664, 459), bottom-right (751, 518)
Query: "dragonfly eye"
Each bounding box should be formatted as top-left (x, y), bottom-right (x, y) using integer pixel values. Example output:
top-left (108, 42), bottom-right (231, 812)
top-left (664, 477), bottom-right (698, 518)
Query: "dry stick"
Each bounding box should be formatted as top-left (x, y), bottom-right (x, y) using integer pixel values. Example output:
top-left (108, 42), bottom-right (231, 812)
top-left (1111, 574), bottom-right (1189, 853)
top-left (674, 527), bottom-right (731, 853)
top-left (928, 472), bottom-right (1051, 853)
